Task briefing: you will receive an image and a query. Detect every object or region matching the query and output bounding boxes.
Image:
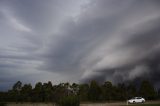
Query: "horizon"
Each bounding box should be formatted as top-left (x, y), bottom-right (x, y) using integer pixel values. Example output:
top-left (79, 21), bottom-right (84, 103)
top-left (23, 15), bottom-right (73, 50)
top-left (0, 0), bottom-right (160, 91)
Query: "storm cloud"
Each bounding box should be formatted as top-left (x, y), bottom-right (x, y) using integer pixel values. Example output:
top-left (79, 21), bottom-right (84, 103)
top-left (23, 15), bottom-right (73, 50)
top-left (0, 0), bottom-right (160, 90)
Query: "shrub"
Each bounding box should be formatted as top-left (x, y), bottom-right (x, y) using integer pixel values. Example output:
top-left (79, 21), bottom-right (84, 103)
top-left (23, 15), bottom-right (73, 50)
top-left (0, 102), bottom-right (6, 106)
top-left (57, 96), bottom-right (79, 106)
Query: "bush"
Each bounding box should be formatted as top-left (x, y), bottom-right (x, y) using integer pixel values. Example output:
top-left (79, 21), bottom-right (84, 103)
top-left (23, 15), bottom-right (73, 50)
top-left (57, 96), bottom-right (79, 106)
top-left (0, 102), bottom-right (6, 106)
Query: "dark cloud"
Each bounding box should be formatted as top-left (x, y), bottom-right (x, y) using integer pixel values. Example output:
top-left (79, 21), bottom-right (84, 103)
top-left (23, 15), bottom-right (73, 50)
top-left (0, 0), bottom-right (160, 90)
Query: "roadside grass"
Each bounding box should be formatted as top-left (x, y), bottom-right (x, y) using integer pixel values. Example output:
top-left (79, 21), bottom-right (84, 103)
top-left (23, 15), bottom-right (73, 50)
top-left (122, 104), bottom-right (160, 106)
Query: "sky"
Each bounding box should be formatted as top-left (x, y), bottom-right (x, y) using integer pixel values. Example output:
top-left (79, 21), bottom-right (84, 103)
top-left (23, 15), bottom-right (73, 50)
top-left (0, 0), bottom-right (160, 91)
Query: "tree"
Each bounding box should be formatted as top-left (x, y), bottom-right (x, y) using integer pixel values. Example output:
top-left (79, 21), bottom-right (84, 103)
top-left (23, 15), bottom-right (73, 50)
top-left (102, 81), bottom-right (113, 102)
top-left (42, 81), bottom-right (53, 102)
top-left (114, 83), bottom-right (127, 100)
top-left (11, 81), bottom-right (22, 102)
top-left (0, 92), bottom-right (8, 102)
top-left (53, 83), bottom-right (68, 102)
top-left (158, 89), bottom-right (160, 99)
top-left (139, 80), bottom-right (156, 100)
top-left (71, 83), bottom-right (79, 95)
top-left (32, 82), bottom-right (43, 102)
top-left (2, 79), bottom-right (159, 102)
top-left (127, 83), bottom-right (137, 99)
top-left (21, 84), bottom-right (32, 102)
top-left (78, 84), bottom-right (89, 101)
top-left (88, 80), bottom-right (102, 101)
top-left (12, 81), bottom-right (22, 91)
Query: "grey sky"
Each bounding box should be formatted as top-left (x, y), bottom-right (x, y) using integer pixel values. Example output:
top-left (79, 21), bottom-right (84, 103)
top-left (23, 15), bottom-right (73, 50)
top-left (0, 0), bottom-right (160, 90)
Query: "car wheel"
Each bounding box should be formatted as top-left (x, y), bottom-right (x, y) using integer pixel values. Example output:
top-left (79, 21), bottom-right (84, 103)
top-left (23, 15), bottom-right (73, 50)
top-left (142, 100), bottom-right (144, 103)
top-left (133, 101), bottom-right (135, 103)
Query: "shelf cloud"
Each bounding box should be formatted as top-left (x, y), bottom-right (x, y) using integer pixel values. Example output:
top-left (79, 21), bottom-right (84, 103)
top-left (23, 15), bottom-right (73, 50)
top-left (0, 0), bottom-right (160, 90)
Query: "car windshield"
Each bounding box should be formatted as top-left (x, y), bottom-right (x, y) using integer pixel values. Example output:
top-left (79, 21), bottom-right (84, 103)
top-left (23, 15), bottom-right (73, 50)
top-left (131, 97), bottom-right (137, 99)
top-left (131, 97), bottom-right (142, 99)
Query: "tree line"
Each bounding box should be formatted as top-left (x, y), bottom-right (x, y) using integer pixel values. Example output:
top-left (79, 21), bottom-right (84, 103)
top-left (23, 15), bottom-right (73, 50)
top-left (0, 80), bottom-right (160, 103)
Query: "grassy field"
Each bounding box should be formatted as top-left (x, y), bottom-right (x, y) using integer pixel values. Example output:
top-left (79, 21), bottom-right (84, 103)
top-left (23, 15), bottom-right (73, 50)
top-left (123, 104), bottom-right (160, 106)
top-left (6, 101), bottom-right (160, 106)
top-left (122, 103), bottom-right (160, 106)
top-left (135, 104), bottom-right (160, 106)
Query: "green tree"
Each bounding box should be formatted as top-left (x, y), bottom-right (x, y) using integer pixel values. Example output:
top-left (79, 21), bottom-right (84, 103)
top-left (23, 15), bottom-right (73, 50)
top-left (102, 81), bottom-right (113, 102)
top-left (78, 84), bottom-right (89, 101)
top-left (158, 89), bottom-right (160, 99)
top-left (117, 83), bottom-right (128, 100)
top-left (139, 80), bottom-right (156, 100)
top-left (42, 81), bottom-right (53, 102)
top-left (0, 92), bottom-right (8, 102)
top-left (88, 80), bottom-right (101, 101)
top-left (53, 83), bottom-right (68, 102)
top-left (12, 81), bottom-right (22, 91)
top-left (71, 83), bottom-right (79, 95)
top-left (127, 83), bottom-right (137, 99)
top-left (113, 83), bottom-right (127, 100)
top-left (11, 81), bottom-right (22, 102)
top-left (21, 84), bottom-right (32, 102)
top-left (32, 82), bottom-right (43, 102)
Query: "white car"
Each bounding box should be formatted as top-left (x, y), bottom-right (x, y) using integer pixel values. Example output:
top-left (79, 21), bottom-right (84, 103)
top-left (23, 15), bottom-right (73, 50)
top-left (128, 97), bottom-right (145, 103)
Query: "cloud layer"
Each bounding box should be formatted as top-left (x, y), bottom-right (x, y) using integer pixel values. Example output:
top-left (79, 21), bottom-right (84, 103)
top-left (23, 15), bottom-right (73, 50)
top-left (0, 0), bottom-right (160, 90)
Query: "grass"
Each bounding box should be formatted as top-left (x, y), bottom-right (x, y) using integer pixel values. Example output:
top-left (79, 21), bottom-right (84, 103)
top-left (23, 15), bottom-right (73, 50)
top-left (122, 104), bottom-right (160, 106)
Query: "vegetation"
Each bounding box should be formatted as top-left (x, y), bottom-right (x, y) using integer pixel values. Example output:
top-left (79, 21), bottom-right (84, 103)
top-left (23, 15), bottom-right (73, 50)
top-left (88, 80), bottom-right (102, 101)
top-left (139, 80), bottom-right (157, 100)
top-left (0, 79), bottom-right (159, 103)
top-left (57, 95), bottom-right (79, 106)
top-left (0, 102), bottom-right (6, 106)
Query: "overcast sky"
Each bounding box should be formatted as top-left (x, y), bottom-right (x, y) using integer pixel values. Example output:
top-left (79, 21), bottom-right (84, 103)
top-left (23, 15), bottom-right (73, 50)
top-left (0, 0), bottom-right (160, 90)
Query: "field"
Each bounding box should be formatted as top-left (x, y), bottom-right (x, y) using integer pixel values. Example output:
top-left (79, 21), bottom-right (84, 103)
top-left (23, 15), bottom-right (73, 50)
top-left (6, 101), bottom-right (160, 106)
top-left (81, 101), bottom-right (160, 106)
top-left (125, 104), bottom-right (160, 106)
